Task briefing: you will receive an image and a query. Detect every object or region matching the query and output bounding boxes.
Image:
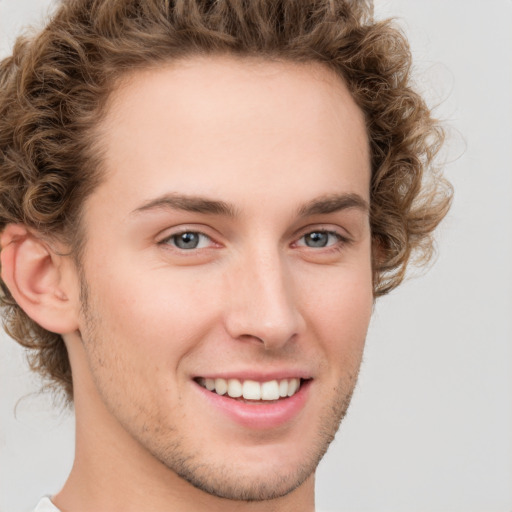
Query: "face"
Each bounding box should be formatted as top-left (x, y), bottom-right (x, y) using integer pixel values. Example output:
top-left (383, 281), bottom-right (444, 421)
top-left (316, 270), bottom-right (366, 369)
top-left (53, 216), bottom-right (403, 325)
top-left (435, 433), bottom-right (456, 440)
top-left (72, 56), bottom-right (373, 502)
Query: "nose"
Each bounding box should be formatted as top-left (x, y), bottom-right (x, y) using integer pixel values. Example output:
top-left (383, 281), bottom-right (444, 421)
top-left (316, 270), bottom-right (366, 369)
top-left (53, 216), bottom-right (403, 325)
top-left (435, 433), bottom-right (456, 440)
top-left (224, 247), bottom-right (305, 350)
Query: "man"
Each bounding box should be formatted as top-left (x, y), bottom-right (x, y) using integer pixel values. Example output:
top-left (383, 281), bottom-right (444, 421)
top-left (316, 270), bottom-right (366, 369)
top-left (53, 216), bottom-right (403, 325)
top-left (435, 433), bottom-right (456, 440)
top-left (0, 1), bottom-right (451, 511)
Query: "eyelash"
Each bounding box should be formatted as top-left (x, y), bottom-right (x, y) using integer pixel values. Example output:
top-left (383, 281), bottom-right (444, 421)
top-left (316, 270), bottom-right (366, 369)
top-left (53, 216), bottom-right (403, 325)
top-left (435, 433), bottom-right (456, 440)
top-left (159, 231), bottom-right (215, 251)
top-left (159, 228), bottom-right (349, 253)
top-left (294, 230), bottom-right (348, 251)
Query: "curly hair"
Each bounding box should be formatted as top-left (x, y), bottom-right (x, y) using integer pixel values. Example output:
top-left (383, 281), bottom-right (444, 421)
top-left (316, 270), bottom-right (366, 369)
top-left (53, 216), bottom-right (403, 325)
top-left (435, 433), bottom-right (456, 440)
top-left (0, 0), bottom-right (452, 401)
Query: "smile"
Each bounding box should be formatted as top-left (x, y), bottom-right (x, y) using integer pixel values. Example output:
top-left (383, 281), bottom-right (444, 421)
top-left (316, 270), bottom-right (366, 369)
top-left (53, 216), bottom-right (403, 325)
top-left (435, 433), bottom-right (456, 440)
top-left (194, 375), bottom-right (312, 429)
top-left (196, 377), bottom-right (302, 401)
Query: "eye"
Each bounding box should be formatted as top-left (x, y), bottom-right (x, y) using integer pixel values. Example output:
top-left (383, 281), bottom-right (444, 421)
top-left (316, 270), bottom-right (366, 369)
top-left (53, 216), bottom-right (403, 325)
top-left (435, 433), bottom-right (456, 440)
top-left (163, 231), bottom-right (212, 250)
top-left (297, 230), bottom-right (342, 248)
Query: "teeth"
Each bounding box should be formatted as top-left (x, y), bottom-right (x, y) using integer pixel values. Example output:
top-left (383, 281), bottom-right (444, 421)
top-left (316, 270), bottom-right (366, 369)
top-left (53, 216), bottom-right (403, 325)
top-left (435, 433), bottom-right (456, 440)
top-left (279, 379), bottom-right (288, 397)
top-left (214, 378), bottom-right (227, 396)
top-left (261, 380), bottom-right (279, 400)
top-left (227, 379), bottom-right (242, 398)
top-left (199, 377), bottom-right (302, 401)
top-left (243, 380), bottom-right (261, 400)
top-left (287, 378), bottom-right (299, 397)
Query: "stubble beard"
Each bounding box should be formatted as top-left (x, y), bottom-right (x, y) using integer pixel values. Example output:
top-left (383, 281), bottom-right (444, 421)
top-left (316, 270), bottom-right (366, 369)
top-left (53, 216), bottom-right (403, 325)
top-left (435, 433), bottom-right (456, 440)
top-left (159, 380), bottom-right (357, 502)
top-left (79, 277), bottom-right (360, 503)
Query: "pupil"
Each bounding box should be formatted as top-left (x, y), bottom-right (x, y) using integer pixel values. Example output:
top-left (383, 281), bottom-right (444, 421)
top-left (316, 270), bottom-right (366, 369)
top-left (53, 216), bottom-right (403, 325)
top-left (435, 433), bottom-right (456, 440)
top-left (176, 232), bottom-right (199, 249)
top-left (306, 232), bottom-right (328, 247)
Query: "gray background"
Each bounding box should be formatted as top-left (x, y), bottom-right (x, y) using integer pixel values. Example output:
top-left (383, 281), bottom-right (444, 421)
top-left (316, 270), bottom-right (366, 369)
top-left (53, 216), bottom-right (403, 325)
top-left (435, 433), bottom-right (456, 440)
top-left (1, 1), bottom-right (511, 511)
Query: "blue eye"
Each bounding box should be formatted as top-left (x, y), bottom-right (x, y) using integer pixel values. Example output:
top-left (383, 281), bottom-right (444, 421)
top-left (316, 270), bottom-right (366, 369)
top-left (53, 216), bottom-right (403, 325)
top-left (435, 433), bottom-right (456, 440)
top-left (166, 232), bottom-right (211, 250)
top-left (300, 231), bottom-right (341, 248)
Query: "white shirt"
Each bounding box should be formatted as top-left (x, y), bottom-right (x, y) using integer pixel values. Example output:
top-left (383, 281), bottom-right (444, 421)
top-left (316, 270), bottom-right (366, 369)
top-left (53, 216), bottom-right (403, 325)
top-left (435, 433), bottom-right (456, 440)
top-left (34, 497), bottom-right (61, 512)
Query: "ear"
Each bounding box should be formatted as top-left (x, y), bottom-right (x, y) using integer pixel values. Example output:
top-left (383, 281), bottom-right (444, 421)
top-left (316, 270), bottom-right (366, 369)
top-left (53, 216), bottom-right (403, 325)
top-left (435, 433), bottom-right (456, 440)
top-left (0, 224), bottom-right (79, 334)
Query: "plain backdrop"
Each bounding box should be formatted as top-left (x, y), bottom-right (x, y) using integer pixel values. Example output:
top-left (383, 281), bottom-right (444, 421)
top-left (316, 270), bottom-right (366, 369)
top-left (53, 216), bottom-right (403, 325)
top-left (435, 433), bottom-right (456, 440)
top-left (1, 1), bottom-right (511, 511)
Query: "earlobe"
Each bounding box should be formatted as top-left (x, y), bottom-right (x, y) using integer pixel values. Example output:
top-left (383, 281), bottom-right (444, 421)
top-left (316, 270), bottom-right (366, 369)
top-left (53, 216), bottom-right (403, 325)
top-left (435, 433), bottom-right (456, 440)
top-left (0, 224), bottom-right (79, 334)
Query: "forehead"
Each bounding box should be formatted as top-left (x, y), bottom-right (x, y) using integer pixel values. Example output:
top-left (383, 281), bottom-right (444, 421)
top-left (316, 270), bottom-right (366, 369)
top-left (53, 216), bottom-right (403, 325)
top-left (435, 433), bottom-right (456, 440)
top-left (88, 56), bottom-right (370, 219)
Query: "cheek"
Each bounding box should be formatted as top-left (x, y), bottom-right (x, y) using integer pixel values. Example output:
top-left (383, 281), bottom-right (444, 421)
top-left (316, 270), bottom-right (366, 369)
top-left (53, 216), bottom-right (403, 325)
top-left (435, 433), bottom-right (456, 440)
top-left (77, 267), bottom-right (209, 418)
top-left (86, 262), bottom-right (223, 364)
top-left (299, 262), bottom-right (373, 354)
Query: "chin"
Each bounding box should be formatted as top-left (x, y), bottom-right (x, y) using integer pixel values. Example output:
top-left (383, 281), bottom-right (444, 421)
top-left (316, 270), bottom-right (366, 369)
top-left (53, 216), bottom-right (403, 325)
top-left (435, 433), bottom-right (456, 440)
top-left (168, 454), bottom-right (318, 502)
top-left (147, 412), bottom-right (339, 503)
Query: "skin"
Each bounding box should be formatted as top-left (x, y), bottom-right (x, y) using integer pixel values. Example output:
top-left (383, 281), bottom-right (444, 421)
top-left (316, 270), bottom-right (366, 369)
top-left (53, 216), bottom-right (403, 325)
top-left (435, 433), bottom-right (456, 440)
top-left (4, 57), bottom-right (374, 512)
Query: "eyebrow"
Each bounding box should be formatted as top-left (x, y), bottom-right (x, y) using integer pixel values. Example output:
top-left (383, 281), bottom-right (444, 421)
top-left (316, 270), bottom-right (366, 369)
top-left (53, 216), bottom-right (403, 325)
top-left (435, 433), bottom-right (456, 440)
top-left (297, 193), bottom-right (369, 217)
top-left (131, 192), bottom-right (368, 218)
top-left (132, 193), bottom-right (238, 217)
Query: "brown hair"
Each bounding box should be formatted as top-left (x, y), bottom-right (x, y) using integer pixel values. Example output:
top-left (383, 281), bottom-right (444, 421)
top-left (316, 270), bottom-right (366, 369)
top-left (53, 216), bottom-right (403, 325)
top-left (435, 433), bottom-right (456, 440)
top-left (0, 0), bottom-right (452, 402)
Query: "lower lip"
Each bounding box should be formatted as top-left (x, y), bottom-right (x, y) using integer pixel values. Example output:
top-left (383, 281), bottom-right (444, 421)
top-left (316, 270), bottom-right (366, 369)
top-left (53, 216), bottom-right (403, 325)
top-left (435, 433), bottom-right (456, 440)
top-left (194, 380), bottom-right (311, 430)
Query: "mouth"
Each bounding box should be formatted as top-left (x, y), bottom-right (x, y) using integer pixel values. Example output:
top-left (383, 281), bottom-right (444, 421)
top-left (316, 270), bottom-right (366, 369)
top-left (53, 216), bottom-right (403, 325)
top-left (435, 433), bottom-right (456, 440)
top-left (194, 377), bottom-right (305, 403)
top-left (193, 375), bottom-right (312, 429)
